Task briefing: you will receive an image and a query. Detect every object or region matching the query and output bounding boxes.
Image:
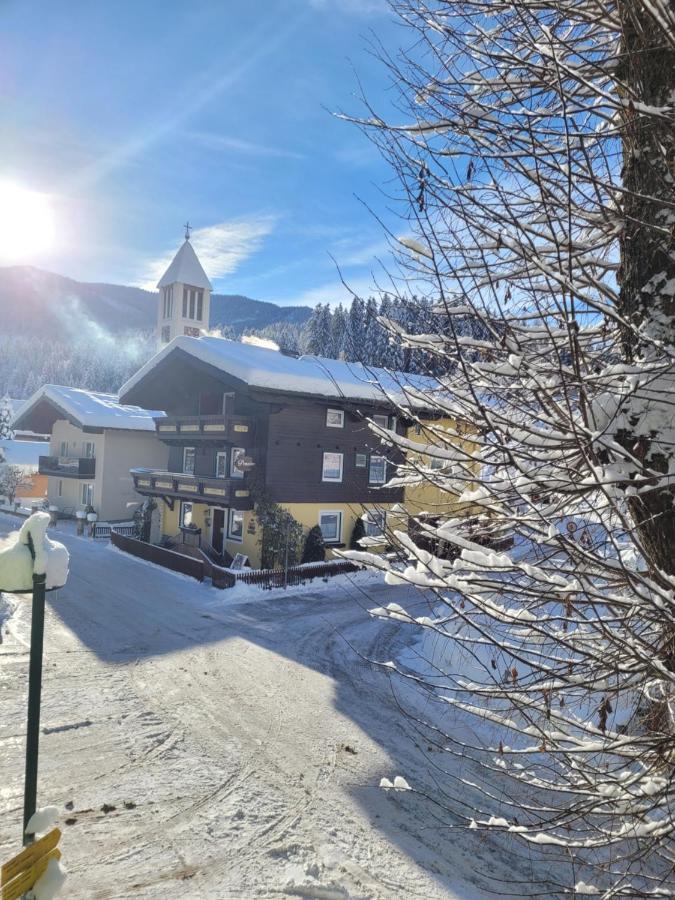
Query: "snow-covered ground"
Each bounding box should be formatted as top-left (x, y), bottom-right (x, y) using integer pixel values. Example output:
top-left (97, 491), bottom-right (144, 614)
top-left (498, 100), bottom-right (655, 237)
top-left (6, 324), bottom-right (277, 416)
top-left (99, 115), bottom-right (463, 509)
top-left (0, 513), bottom-right (546, 898)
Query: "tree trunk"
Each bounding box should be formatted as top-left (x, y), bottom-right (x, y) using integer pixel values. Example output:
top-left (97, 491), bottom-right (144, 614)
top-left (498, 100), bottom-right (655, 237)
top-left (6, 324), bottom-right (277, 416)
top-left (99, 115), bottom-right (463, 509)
top-left (617, 0), bottom-right (675, 576)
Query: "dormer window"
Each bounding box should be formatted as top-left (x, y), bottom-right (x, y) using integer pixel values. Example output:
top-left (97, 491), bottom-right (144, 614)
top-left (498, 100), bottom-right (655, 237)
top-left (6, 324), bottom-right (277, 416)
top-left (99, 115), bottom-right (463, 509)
top-left (182, 286), bottom-right (204, 321)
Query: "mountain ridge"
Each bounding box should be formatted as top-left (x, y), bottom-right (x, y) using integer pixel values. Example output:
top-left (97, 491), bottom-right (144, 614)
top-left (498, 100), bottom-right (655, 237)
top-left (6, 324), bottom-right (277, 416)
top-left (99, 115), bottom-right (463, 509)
top-left (0, 265), bottom-right (312, 338)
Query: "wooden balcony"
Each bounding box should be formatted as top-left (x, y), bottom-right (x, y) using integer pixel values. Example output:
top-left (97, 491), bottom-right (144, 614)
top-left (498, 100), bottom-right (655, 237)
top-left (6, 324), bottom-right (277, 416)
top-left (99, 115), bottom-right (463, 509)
top-left (131, 468), bottom-right (253, 510)
top-left (154, 414), bottom-right (254, 445)
top-left (39, 455), bottom-right (96, 479)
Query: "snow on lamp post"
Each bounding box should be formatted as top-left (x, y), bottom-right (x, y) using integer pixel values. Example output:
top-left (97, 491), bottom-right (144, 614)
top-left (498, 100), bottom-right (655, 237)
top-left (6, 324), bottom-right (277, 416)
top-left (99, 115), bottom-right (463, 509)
top-left (0, 512), bottom-right (69, 845)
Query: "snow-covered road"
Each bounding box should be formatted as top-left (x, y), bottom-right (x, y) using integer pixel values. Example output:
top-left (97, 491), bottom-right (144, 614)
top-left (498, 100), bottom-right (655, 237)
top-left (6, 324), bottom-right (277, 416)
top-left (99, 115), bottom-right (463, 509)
top-left (0, 515), bottom-right (528, 899)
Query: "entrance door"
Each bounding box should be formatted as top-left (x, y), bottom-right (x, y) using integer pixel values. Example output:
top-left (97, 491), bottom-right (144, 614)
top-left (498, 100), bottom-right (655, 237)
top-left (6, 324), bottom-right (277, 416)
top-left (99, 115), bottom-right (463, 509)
top-left (212, 508), bottom-right (226, 555)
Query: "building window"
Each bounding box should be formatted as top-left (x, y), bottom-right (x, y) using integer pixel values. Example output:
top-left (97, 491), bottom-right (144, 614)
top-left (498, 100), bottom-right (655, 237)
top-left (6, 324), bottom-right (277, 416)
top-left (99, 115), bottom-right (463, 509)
top-left (196, 293), bottom-right (203, 321)
top-left (83, 441), bottom-right (95, 459)
top-left (364, 510), bottom-right (386, 537)
top-left (230, 447), bottom-right (245, 479)
top-left (58, 480), bottom-right (62, 497)
top-left (318, 511), bottom-right (342, 544)
top-left (326, 408), bottom-right (344, 428)
top-left (372, 414), bottom-right (389, 429)
top-left (215, 450), bottom-right (227, 478)
top-left (183, 447), bottom-right (196, 474)
top-left (162, 285), bottom-right (174, 318)
top-left (81, 483), bottom-right (94, 506)
top-left (59, 441), bottom-right (68, 457)
top-left (161, 325), bottom-right (171, 343)
top-left (369, 455), bottom-right (387, 484)
top-left (322, 452), bottom-right (343, 482)
top-left (355, 452), bottom-right (367, 468)
top-left (183, 326), bottom-right (200, 337)
top-left (228, 509), bottom-right (244, 542)
top-left (180, 501), bottom-right (193, 527)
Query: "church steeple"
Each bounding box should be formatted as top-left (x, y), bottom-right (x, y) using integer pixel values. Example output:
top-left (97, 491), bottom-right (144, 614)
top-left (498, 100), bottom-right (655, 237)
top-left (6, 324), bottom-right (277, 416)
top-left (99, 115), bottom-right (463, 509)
top-left (156, 229), bottom-right (212, 346)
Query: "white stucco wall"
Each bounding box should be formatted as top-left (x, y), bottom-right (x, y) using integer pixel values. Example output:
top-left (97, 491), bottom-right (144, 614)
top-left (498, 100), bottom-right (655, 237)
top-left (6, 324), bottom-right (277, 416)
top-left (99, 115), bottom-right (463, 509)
top-left (47, 420), bottom-right (168, 521)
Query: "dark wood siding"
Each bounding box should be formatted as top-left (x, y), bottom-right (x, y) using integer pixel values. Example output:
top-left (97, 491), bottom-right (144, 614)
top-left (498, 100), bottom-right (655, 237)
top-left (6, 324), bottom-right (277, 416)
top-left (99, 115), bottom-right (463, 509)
top-left (264, 403), bottom-right (404, 503)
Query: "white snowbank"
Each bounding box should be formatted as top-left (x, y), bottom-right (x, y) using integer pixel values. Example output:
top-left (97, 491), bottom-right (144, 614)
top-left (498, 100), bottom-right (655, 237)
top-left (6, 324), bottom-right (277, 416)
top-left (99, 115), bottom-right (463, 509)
top-left (27, 856), bottom-right (66, 900)
top-left (0, 513), bottom-right (69, 591)
top-left (25, 805), bottom-right (59, 835)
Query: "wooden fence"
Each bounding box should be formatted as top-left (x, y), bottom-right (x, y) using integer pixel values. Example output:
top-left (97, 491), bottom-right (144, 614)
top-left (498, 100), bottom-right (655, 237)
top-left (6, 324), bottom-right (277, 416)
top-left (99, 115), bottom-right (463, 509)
top-left (110, 530), bottom-right (205, 581)
top-left (215, 559), bottom-right (361, 591)
top-left (93, 523), bottom-right (136, 540)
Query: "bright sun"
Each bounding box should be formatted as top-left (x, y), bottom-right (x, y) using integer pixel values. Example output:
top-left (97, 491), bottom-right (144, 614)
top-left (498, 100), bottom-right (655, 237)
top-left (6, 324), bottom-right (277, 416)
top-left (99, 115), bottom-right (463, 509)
top-left (0, 181), bottom-right (56, 262)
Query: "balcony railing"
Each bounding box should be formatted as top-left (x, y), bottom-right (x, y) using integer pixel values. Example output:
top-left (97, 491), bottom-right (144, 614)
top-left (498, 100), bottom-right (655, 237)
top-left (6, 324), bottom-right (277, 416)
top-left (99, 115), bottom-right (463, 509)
top-left (154, 414), bottom-right (254, 445)
top-left (39, 455), bottom-right (96, 479)
top-left (131, 468), bottom-right (253, 510)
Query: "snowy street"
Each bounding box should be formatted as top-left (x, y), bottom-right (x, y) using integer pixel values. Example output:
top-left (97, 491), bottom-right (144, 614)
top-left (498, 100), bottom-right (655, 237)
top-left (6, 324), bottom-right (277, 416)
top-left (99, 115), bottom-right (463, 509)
top-left (0, 514), bottom-right (525, 899)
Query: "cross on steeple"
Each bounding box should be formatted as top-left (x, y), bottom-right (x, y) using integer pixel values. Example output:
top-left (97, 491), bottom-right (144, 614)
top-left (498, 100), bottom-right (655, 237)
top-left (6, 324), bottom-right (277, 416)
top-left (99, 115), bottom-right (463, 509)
top-left (183, 221), bottom-right (192, 240)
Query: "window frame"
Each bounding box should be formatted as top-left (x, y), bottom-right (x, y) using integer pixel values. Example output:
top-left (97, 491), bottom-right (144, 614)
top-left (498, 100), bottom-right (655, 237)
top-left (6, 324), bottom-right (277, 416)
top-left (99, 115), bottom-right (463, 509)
top-left (364, 509), bottom-right (386, 538)
top-left (326, 408), bottom-right (344, 428)
top-left (81, 482), bottom-right (94, 506)
top-left (372, 414), bottom-right (389, 430)
top-left (58, 480), bottom-right (62, 497)
top-left (59, 441), bottom-right (67, 457)
top-left (318, 510), bottom-right (343, 545)
top-left (322, 451), bottom-right (344, 483)
top-left (227, 508), bottom-right (244, 542)
top-left (215, 450), bottom-right (228, 478)
top-left (183, 447), bottom-right (196, 475)
top-left (368, 454), bottom-right (387, 485)
top-left (230, 447), bottom-right (245, 479)
top-left (180, 501), bottom-right (193, 528)
top-left (83, 441), bottom-right (95, 459)
top-left (355, 452), bottom-right (367, 468)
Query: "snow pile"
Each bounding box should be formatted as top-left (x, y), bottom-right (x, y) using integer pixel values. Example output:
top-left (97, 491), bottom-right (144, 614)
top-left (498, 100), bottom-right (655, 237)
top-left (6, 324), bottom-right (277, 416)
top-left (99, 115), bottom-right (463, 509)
top-left (379, 775), bottom-right (411, 791)
top-left (25, 805), bottom-right (59, 835)
top-left (27, 856), bottom-right (66, 900)
top-left (0, 513), bottom-right (69, 591)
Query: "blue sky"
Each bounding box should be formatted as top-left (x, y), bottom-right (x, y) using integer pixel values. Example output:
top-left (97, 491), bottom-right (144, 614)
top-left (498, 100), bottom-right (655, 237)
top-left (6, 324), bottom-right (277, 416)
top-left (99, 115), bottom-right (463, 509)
top-left (0, 0), bottom-right (405, 308)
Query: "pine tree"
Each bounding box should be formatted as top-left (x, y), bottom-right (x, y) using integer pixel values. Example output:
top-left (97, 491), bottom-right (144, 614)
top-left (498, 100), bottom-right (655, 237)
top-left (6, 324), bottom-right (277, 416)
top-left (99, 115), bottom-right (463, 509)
top-left (0, 396), bottom-right (14, 464)
top-left (346, 297), bottom-right (366, 362)
top-left (301, 525), bottom-right (325, 563)
top-left (305, 304), bottom-right (334, 356)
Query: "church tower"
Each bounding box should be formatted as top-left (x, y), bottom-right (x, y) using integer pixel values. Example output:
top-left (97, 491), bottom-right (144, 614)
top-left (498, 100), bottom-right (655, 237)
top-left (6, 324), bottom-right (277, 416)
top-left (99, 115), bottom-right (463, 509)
top-left (156, 224), bottom-right (212, 346)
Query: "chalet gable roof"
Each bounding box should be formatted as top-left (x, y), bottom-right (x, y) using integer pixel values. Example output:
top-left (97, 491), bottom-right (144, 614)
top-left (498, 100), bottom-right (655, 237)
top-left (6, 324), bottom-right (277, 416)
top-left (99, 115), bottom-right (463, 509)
top-left (119, 335), bottom-right (439, 409)
top-left (12, 385), bottom-right (165, 434)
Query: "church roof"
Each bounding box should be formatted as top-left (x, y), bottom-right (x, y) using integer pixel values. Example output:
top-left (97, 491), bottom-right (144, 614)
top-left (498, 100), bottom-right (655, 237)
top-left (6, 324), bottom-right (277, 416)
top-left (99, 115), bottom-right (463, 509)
top-left (157, 240), bottom-right (212, 291)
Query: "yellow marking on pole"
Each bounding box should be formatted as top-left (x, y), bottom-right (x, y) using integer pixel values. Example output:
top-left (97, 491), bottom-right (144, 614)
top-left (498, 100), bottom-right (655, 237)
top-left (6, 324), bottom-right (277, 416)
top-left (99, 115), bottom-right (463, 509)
top-left (1, 828), bottom-right (61, 885)
top-left (1, 848), bottom-right (61, 900)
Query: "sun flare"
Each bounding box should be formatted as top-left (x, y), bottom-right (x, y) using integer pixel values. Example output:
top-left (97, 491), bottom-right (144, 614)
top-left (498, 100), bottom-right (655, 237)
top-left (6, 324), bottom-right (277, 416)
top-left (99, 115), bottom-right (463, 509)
top-left (0, 180), bottom-right (56, 262)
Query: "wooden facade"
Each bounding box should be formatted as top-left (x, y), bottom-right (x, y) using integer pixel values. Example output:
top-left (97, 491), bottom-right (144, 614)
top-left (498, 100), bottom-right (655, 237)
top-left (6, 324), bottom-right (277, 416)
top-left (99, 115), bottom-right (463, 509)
top-left (121, 346), bottom-right (405, 511)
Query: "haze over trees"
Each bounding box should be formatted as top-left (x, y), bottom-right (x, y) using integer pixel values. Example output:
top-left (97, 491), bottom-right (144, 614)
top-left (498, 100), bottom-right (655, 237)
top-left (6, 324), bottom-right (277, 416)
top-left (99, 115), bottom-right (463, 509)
top-left (341, 0), bottom-right (675, 895)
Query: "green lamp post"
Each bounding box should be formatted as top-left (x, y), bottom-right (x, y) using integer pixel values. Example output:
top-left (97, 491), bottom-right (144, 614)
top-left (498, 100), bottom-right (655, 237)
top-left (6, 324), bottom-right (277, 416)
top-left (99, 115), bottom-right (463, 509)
top-left (0, 512), bottom-right (69, 845)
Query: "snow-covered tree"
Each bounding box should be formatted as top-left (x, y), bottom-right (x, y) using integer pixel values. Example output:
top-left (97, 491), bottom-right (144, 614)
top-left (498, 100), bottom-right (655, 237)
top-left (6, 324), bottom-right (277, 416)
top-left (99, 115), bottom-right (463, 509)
top-left (0, 396), bottom-right (13, 465)
top-left (342, 0), bottom-right (675, 894)
top-left (0, 465), bottom-right (24, 505)
top-left (305, 304), bottom-right (335, 356)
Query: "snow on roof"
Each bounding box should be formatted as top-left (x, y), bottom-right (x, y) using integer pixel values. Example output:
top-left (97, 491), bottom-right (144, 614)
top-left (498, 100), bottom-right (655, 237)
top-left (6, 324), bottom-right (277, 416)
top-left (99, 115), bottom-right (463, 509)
top-left (13, 385), bottom-right (165, 432)
top-left (157, 240), bottom-right (212, 290)
top-left (1, 439), bottom-right (45, 469)
top-left (120, 335), bottom-right (439, 408)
